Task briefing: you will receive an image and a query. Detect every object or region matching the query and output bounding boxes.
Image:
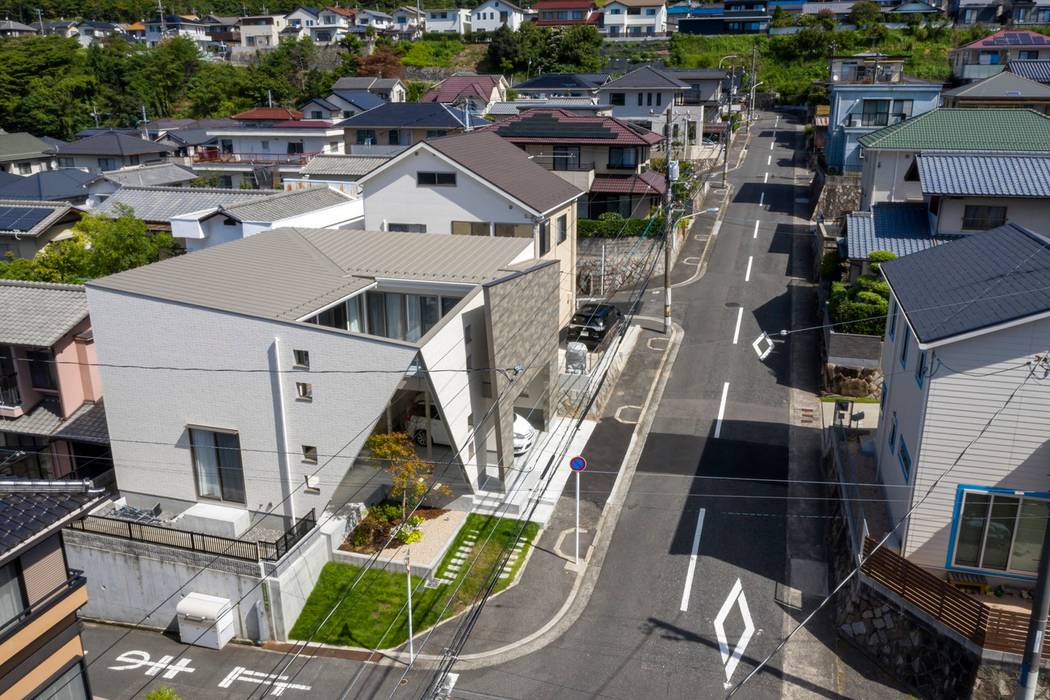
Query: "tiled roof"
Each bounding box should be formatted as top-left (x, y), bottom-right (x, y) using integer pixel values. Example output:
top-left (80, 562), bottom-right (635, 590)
top-left (0, 132), bottom-right (54, 163)
top-left (0, 398), bottom-right (108, 444)
top-left (942, 71), bottom-right (1050, 99)
top-left (337, 102), bottom-right (469, 129)
top-left (1007, 60), bottom-right (1050, 85)
top-left (56, 132), bottom-right (174, 157)
top-left (101, 163), bottom-right (197, 187)
top-left (917, 153), bottom-right (1050, 197)
top-left (857, 108), bottom-right (1050, 151)
top-left (88, 227), bottom-right (535, 325)
top-left (0, 280), bottom-right (88, 347)
top-left (329, 89), bottom-right (385, 110)
top-left (0, 169), bottom-right (98, 201)
top-left (882, 224), bottom-right (1050, 344)
top-left (221, 187), bottom-right (353, 222)
top-left (957, 29), bottom-right (1050, 50)
top-left (0, 200), bottom-right (77, 239)
top-left (669, 68), bottom-right (728, 81)
top-left (232, 107), bottom-right (305, 121)
top-left (332, 77), bottom-right (402, 91)
top-left (534, 0), bottom-right (594, 8)
top-left (488, 109), bottom-right (662, 145)
top-left (845, 202), bottom-right (939, 260)
top-left (0, 485), bottom-right (102, 559)
top-left (600, 65), bottom-right (690, 91)
top-left (513, 73), bottom-right (610, 91)
top-left (590, 171), bottom-right (667, 195)
top-left (300, 154), bottom-right (390, 176)
top-left (425, 130), bottom-right (583, 214)
top-left (95, 186), bottom-right (280, 223)
top-left (487, 99), bottom-right (605, 116)
top-left (422, 75), bottom-right (504, 104)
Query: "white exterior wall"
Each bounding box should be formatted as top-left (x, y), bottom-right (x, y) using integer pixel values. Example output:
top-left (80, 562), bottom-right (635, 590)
top-left (86, 286), bottom-right (417, 520)
top-left (240, 17), bottom-right (286, 47)
top-left (933, 196), bottom-right (1050, 237)
top-left (362, 150), bottom-right (536, 232)
top-left (599, 89), bottom-right (678, 133)
top-left (860, 149), bottom-right (923, 210)
top-left (601, 3), bottom-right (667, 34)
top-left (210, 132), bottom-right (345, 159)
top-left (426, 9), bottom-right (470, 33)
top-left (472, 0), bottom-right (524, 31)
top-left (0, 156), bottom-right (51, 175)
top-left (892, 316), bottom-right (1050, 576)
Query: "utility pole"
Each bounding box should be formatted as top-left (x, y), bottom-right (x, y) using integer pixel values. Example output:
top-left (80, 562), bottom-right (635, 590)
top-left (140, 105), bottom-right (149, 141)
top-left (1015, 531), bottom-right (1050, 699)
top-left (748, 42), bottom-right (758, 131)
top-left (663, 102), bottom-right (674, 336)
top-left (35, 7), bottom-right (43, 32)
top-left (405, 549), bottom-right (415, 663)
top-left (721, 71), bottom-right (730, 188)
top-left (157, 0), bottom-right (166, 35)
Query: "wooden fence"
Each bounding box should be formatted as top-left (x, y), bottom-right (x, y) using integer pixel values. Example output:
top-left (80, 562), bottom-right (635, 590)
top-left (861, 538), bottom-right (1050, 657)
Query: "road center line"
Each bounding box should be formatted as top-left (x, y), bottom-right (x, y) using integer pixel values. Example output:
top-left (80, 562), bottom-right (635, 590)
top-left (766, 154), bottom-right (771, 166)
top-left (758, 191), bottom-right (765, 207)
top-left (752, 219), bottom-right (760, 239)
top-left (714, 382), bottom-right (730, 438)
top-left (732, 306), bottom-right (743, 345)
top-left (769, 141), bottom-right (774, 151)
top-left (763, 172), bottom-right (768, 184)
top-left (744, 255), bottom-right (753, 282)
top-left (679, 507), bottom-right (707, 612)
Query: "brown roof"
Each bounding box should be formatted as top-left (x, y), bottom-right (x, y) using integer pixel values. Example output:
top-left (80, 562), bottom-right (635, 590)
top-left (590, 171), bottom-right (666, 195)
top-left (426, 131), bottom-right (583, 214)
top-left (422, 75), bottom-right (503, 104)
top-left (232, 107), bottom-right (305, 121)
top-left (326, 5), bottom-right (356, 16)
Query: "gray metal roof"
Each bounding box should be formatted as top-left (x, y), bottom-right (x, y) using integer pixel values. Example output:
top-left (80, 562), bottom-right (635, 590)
top-left (88, 228), bottom-right (534, 325)
top-left (882, 223), bottom-right (1050, 344)
top-left (1008, 60), bottom-right (1050, 85)
top-left (424, 131), bottom-right (583, 214)
top-left (300, 154), bottom-right (390, 177)
top-left (600, 66), bottom-right (690, 91)
top-left (917, 152), bottom-right (1050, 197)
top-left (0, 169), bottom-right (98, 201)
top-left (942, 70), bottom-right (1050, 99)
top-left (95, 186), bottom-right (280, 223)
top-left (0, 280), bottom-right (88, 347)
top-left (0, 132), bottom-right (53, 164)
top-left (221, 187), bottom-right (354, 222)
top-left (332, 77), bottom-right (402, 91)
top-left (102, 163), bottom-right (198, 187)
top-left (845, 202), bottom-right (938, 260)
top-left (56, 132), bottom-right (174, 157)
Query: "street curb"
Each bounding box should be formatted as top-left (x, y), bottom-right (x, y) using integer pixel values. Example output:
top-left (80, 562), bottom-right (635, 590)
top-left (673, 183), bottom-right (733, 289)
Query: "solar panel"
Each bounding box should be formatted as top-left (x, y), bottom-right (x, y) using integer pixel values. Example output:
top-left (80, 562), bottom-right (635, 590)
top-left (497, 112), bottom-right (617, 139)
top-left (0, 206), bottom-right (53, 232)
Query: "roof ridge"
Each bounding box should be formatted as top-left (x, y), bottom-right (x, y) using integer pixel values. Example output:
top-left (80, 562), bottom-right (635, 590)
top-left (118, 185), bottom-right (281, 194)
top-left (0, 199), bottom-right (70, 208)
top-left (0, 279), bottom-right (85, 292)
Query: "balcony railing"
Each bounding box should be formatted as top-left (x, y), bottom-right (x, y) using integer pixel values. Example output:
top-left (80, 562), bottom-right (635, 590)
top-left (69, 508), bottom-right (317, 563)
top-left (192, 150), bottom-right (321, 165)
top-left (0, 570), bottom-right (86, 643)
top-left (0, 377), bottom-right (19, 408)
top-left (842, 113), bottom-right (910, 128)
top-left (831, 66), bottom-right (904, 84)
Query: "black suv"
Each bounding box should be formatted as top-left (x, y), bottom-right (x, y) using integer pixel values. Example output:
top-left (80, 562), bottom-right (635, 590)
top-left (567, 303), bottom-right (624, 350)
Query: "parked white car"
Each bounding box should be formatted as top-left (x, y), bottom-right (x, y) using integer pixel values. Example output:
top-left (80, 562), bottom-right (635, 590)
top-left (409, 403), bottom-right (536, 455)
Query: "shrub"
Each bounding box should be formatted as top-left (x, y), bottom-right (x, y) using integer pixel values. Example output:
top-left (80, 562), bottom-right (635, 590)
top-left (820, 250), bottom-right (843, 281)
top-left (145, 690), bottom-right (182, 700)
top-left (867, 249), bottom-right (897, 273)
top-left (372, 502), bottom-right (402, 522)
top-left (349, 518), bottom-right (376, 547)
top-left (577, 217), bottom-right (664, 238)
top-left (828, 274), bottom-right (890, 335)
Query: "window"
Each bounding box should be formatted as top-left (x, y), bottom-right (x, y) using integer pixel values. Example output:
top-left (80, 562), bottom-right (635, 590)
top-left (356, 129), bottom-right (377, 145)
top-left (388, 130), bottom-right (401, 145)
top-left (897, 436), bottom-right (911, 481)
top-left (646, 6), bottom-right (656, 13)
top-left (16, 163), bottom-right (31, 175)
top-left (293, 349), bottom-right (309, 368)
top-left (899, 332), bottom-right (909, 369)
top-left (888, 411), bottom-right (897, 450)
top-left (417, 171), bottom-right (456, 186)
top-left (1020, 50), bottom-right (1039, 60)
top-left (556, 214), bottom-right (567, 243)
top-left (388, 223), bottom-right (427, 233)
top-left (915, 350), bottom-right (927, 388)
top-left (646, 92), bottom-right (653, 107)
top-left (34, 661), bottom-right (90, 700)
top-left (296, 382), bottom-right (313, 400)
top-left (452, 221), bottom-right (490, 236)
top-left (953, 490), bottom-right (1050, 575)
top-left (628, 6), bottom-right (641, 13)
top-left (962, 205), bottom-right (1007, 230)
top-left (610, 92), bottom-right (626, 106)
top-left (637, 92), bottom-right (644, 107)
top-left (891, 99), bottom-right (913, 122)
top-left (903, 159), bottom-right (919, 182)
top-left (57, 157), bottom-right (75, 168)
top-left (861, 99), bottom-right (890, 127)
top-left (425, 130), bottom-right (447, 138)
top-left (656, 92), bottom-right (662, 106)
top-left (97, 157), bottom-right (118, 171)
top-left (494, 223), bottom-right (532, 238)
top-left (26, 350), bottom-right (56, 390)
top-left (539, 220), bottom-right (550, 256)
top-left (190, 428), bottom-right (246, 504)
top-left (608, 147), bottom-right (637, 169)
top-left (609, 6), bottom-right (622, 12)
top-left (287, 141), bottom-right (304, 154)
top-left (310, 110), bottom-right (323, 119)
top-left (0, 562), bottom-right (25, 634)
top-left (879, 382), bottom-right (887, 409)
top-left (888, 298), bottom-right (897, 339)
top-left (552, 145), bottom-right (580, 171)
top-left (302, 445), bottom-right (318, 463)
top-left (978, 50), bottom-right (1001, 65)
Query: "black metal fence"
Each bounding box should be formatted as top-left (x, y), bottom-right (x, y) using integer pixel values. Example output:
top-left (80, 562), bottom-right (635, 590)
top-left (69, 508), bottom-right (316, 563)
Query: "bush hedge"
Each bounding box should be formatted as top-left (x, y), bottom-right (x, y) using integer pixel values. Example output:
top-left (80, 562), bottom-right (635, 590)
top-left (578, 215), bottom-right (664, 238)
top-left (828, 277), bottom-right (889, 336)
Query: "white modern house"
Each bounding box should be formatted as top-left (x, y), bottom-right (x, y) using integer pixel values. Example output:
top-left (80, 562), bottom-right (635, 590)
top-left (472, 0), bottom-right (526, 31)
top-left (309, 6), bottom-right (354, 43)
top-left (597, 65), bottom-right (689, 134)
top-left (600, 0), bottom-right (667, 36)
top-left (170, 186), bottom-right (363, 251)
top-left (426, 7), bottom-right (472, 33)
top-left (392, 6), bottom-right (425, 37)
top-left (874, 224), bottom-right (1050, 586)
top-left (76, 227), bottom-right (559, 640)
top-left (356, 130), bottom-right (584, 326)
top-left (239, 14), bottom-right (286, 48)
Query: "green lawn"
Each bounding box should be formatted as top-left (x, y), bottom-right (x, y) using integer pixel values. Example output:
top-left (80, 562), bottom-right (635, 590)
top-left (289, 513), bottom-right (540, 649)
top-left (401, 38), bottom-right (465, 68)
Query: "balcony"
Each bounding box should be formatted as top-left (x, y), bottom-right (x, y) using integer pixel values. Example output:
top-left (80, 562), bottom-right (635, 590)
top-left (842, 112), bottom-right (910, 128)
top-left (0, 376), bottom-right (22, 418)
top-left (192, 150), bottom-right (321, 166)
top-left (0, 571), bottom-right (87, 658)
top-left (831, 64), bottom-right (905, 84)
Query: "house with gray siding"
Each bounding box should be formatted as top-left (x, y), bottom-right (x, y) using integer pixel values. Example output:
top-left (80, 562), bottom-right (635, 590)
top-left (874, 224), bottom-right (1050, 585)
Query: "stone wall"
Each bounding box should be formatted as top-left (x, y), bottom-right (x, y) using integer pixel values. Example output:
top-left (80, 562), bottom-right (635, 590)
top-left (577, 237), bottom-right (664, 297)
top-left (824, 364), bottom-right (882, 398)
top-left (812, 172), bottom-right (862, 223)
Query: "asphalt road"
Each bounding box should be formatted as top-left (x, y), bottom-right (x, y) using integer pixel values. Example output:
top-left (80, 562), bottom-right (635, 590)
top-left (435, 112), bottom-right (810, 699)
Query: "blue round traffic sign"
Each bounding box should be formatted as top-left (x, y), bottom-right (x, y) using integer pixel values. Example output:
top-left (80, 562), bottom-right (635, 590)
top-left (569, 456), bottom-right (587, 472)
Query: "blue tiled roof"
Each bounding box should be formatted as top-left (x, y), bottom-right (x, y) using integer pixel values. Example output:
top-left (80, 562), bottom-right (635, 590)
top-left (330, 89), bottom-right (385, 111)
top-left (845, 202), bottom-right (936, 260)
top-left (917, 153), bottom-right (1050, 197)
top-left (336, 102), bottom-right (468, 129)
top-left (882, 224), bottom-right (1050, 344)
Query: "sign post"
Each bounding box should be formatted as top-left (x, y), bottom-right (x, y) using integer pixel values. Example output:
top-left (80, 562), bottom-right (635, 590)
top-left (569, 456), bottom-right (588, 567)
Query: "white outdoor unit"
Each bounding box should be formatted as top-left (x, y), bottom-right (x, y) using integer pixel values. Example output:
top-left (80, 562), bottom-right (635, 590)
top-left (176, 592), bottom-right (236, 650)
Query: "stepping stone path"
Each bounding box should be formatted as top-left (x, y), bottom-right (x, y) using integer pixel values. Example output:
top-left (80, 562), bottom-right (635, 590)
top-left (436, 529), bottom-right (481, 585)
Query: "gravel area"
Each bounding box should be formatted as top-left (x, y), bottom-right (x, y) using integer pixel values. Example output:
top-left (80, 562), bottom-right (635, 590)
top-left (378, 508), bottom-right (468, 570)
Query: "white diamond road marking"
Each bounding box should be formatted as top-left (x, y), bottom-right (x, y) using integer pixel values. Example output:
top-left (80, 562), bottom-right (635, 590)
top-left (713, 578), bottom-right (755, 689)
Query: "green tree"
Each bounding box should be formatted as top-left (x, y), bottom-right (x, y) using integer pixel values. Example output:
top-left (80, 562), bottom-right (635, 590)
top-left (144, 689), bottom-right (182, 700)
top-left (848, 0), bottom-right (883, 28)
top-left (771, 5), bottom-right (794, 27)
top-left (487, 24), bottom-right (520, 74)
top-left (405, 80), bottom-right (431, 102)
top-left (365, 432), bottom-right (450, 526)
top-left (357, 47), bottom-right (405, 79)
top-left (552, 25), bottom-right (603, 72)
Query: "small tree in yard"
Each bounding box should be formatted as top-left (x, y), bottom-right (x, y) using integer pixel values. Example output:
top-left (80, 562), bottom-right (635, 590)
top-left (366, 432), bottom-right (451, 542)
